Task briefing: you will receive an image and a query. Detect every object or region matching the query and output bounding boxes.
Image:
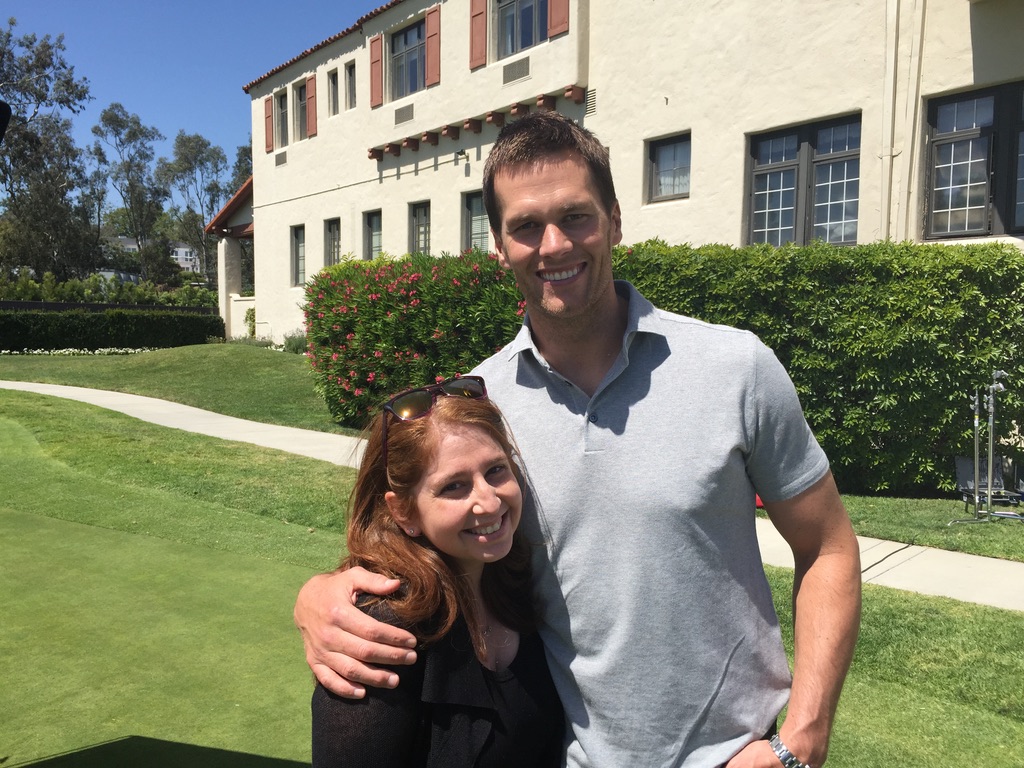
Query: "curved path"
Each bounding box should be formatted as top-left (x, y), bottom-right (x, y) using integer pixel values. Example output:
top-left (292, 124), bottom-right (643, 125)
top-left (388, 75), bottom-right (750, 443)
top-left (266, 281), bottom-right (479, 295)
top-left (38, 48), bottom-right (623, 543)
top-left (2, 379), bottom-right (1023, 613)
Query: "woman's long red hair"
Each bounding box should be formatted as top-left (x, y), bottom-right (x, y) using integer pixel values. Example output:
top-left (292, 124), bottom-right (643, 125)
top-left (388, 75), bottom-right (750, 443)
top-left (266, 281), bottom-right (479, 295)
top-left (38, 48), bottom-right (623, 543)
top-left (343, 395), bottom-right (536, 657)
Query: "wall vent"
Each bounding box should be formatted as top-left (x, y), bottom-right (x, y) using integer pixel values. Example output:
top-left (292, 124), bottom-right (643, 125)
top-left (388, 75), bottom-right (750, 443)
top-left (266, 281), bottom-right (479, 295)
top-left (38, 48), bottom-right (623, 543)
top-left (395, 104), bottom-right (414, 125)
top-left (585, 89), bottom-right (597, 116)
top-left (275, 151), bottom-right (288, 166)
top-left (503, 57), bottom-right (530, 84)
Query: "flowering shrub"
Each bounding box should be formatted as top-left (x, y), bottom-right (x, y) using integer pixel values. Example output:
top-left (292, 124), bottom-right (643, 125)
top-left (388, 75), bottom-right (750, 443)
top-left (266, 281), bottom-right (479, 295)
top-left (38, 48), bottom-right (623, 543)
top-left (0, 347), bottom-right (153, 355)
top-left (304, 249), bottom-right (523, 426)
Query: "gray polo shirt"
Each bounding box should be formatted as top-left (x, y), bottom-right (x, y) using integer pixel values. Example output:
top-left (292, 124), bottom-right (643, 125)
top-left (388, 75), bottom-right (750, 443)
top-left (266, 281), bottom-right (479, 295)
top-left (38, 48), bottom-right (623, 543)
top-left (472, 281), bottom-right (830, 768)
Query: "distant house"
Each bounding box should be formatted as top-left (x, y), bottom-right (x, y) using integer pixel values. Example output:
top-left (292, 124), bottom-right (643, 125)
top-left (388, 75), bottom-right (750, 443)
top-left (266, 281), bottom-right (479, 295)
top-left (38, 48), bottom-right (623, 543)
top-left (210, 0), bottom-right (1024, 343)
top-left (108, 236), bottom-right (140, 254)
top-left (170, 243), bottom-right (198, 272)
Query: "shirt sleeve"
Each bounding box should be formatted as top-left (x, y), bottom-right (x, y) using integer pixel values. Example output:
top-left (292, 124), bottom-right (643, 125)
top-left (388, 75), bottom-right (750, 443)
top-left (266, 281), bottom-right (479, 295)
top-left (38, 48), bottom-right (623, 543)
top-left (744, 338), bottom-right (830, 503)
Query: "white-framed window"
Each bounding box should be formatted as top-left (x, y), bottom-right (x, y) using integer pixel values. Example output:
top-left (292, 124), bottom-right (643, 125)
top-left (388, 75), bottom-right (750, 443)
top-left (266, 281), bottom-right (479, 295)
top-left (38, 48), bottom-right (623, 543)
top-left (464, 192), bottom-right (489, 251)
top-left (926, 82), bottom-right (1024, 238)
top-left (648, 134), bottom-right (691, 202)
top-left (327, 70), bottom-right (339, 116)
top-left (498, 0), bottom-right (549, 59)
top-left (291, 225), bottom-right (305, 285)
top-left (324, 218), bottom-right (341, 266)
top-left (410, 202), bottom-right (431, 254)
top-left (276, 90), bottom-right (289, 148)
top-left (748, 116), bottom-right (861, 246)
top-left (364, 210), bottom-right (382, 260)
top-left (391, 20), bottom-right (426, 100)
top-left (345, 61), bottom-right (357, 110)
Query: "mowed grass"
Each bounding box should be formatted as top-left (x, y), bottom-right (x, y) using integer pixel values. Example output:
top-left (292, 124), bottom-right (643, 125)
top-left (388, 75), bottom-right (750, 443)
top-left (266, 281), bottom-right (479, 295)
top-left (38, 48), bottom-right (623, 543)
top-left (0, 391), bottom-right (355, 767)
top-left (3, 344), bottom-right (1024, 562)
top-left (0, 343), bottom-right (356, 435)
top-left (2, 385), bottom-right (1023, 765)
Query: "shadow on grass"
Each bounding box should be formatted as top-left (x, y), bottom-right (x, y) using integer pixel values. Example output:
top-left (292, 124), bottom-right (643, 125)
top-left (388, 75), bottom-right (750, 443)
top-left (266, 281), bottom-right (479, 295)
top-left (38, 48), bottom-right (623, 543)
top-left (11, 736), bottom-right (309, 767)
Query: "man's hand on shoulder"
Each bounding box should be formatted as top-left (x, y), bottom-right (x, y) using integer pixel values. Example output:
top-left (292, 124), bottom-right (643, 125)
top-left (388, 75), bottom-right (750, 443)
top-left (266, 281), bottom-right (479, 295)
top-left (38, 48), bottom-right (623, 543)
top-left (295, 567), bottom-right (419, 698)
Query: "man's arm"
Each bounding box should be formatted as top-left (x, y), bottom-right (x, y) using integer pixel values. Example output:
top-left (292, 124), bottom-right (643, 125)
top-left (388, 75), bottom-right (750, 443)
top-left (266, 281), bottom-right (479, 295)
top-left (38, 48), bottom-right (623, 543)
top-left (771, 471), bottom-right (861, 766)
top-left (727, 471), bottom-right (860, 767)
top-left (295, 567), bottom-right (419, 698)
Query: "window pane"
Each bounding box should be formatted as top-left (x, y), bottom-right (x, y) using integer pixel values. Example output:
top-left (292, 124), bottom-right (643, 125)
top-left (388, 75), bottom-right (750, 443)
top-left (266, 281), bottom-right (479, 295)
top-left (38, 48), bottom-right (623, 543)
top-left (292, 226), bottom-right (305, 285)
top-left (325, 219), bottom-right (341, 266)
top-left (651, 138), bottom-right (691, 199)
top-left (499, 4), bottom-right (516, 57)
top-left (757, 134), bottom-right (798, 165)
top-left (1016, 132), bottom-right (1024, 228)
top-left (812, 157), bottom-right (859, 244)
top-left (751, 168), bottom-right (796, 245)
top-left (816, 120), bottom-right (861, 155)
top-left (366, 212), bottom-right (382, 260)
top-left (466, 193), bottom-right (489, 250)
top-left (411, 203), bottom-right (430, 254)
top-left (930, 137), bottom-right (989, 234)
top-left (392, 21), bottom-right (425, 98)
top-left (498, 0), bottom-right (548, 59)
top-left (937, 96), bottom-right (995, 133)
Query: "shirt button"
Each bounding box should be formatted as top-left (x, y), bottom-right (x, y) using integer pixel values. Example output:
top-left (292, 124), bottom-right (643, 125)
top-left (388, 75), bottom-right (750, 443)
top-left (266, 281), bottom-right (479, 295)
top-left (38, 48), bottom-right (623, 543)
top-left (588, 413), bottom-right (598, 423)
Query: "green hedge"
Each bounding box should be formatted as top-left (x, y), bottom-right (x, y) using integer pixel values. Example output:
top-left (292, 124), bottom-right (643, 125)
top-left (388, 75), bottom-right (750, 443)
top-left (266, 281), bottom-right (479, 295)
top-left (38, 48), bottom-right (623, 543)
top-left (0, 309), bottom-right (225, 351)
top-left (304, 241), bottom-right (1024, 495)
top-left (0, 272), bottom-right (217, 308)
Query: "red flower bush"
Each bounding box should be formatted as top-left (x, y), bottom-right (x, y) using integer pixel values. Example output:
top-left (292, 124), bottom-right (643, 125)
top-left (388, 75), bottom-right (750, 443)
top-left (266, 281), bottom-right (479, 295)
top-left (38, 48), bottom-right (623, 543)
top-left (304, 249), bottom-right (521, 427)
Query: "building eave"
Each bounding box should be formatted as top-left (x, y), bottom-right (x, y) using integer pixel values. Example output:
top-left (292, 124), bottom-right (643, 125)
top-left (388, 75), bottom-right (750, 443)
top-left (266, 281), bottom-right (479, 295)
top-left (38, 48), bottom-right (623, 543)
top-left (241, 0), bottom-right (408, 94)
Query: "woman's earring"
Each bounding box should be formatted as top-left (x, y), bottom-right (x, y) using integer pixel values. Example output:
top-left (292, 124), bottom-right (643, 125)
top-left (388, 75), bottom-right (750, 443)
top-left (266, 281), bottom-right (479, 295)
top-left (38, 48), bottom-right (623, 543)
top-left (407, 528), bottom-right (417, 536)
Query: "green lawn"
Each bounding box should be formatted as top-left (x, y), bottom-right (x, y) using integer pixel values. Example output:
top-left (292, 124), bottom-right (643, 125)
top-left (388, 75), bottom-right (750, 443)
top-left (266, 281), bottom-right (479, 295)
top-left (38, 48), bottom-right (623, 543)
top-left (0, 392), bottom-right (356, 767)
top-left (2, 391), bottom-right (1022, 766)
top-left (2, 343), bottom-right (1023, 563)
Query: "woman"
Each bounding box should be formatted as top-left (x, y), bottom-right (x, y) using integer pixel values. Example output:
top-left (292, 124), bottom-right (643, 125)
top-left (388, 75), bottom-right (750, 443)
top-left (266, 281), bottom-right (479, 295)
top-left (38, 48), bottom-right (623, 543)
top-left (311, 375), bottom-right (564, 767)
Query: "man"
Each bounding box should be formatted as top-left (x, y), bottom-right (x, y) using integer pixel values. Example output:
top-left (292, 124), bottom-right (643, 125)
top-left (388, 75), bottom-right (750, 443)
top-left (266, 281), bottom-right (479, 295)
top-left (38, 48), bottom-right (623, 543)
top-left (295, 112), bottom-right (861, 767)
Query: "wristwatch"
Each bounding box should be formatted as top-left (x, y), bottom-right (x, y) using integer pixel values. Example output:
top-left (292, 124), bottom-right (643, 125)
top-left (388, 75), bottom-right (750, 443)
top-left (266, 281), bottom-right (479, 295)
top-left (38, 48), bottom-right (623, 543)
top-left (768, 733), bottom-right (812, 768)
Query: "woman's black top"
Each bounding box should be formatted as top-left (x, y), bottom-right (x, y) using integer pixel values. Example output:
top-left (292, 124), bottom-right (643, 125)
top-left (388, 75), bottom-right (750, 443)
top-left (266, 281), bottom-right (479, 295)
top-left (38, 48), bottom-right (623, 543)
top-left (311, 607), bottom-right (564, 767)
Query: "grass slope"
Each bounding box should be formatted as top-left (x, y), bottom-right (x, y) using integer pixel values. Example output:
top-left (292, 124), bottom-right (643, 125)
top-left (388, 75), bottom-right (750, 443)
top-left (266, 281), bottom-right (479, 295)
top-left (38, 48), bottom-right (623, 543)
top-left (0, 395), bottom-right (361, 765)
top-left (0, 344), bottom-right (353, 435)
top-left (3, 344), bottom-right (1024, 562)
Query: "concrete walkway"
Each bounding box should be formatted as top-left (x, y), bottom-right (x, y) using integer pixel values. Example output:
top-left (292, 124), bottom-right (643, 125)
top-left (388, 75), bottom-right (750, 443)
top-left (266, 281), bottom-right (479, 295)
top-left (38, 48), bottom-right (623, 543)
top-left (3, 379), bottom-right (1023, 614)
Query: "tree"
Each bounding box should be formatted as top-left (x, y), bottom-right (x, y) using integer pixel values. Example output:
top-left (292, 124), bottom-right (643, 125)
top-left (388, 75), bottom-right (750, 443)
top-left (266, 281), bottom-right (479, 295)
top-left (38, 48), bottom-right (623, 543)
top-left (0, 113), bottom-right (101, 278)
top-left (91, 103), bottom-right (167, 263)
top-left (0, 18), bottom-right (90, 125)
top-left (229, 140), bottom-right (252, 193)
top-left (0, 17), bottom-right (97, 279)
top-left (156, 131), bottom-right (227, 283)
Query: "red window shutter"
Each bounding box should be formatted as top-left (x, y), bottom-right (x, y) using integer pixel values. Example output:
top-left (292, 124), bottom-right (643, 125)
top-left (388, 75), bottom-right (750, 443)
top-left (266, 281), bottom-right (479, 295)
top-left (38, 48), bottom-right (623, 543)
top-left (306, 75), bottom-right (317, 137)
top-left (264, 96), bottom-right (274, 153)
top-left (469, 0), bottom-right (486, 69)
top-left (425, 6), bottom-right (441, 86)
top-left (548, 0), bottom-right (569, 36)
top-left (369, 34), bottom-right (383, 108)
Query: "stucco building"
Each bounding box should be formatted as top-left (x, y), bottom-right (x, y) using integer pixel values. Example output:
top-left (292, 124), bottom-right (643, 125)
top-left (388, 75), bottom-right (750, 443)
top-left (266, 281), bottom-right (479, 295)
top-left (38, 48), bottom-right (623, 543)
top-left (209, 0), bottom-right (1024, 341)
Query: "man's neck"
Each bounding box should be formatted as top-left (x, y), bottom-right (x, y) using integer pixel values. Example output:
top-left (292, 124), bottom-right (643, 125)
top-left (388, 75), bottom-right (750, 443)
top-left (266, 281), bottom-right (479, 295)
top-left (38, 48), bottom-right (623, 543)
top-left (529, 289), bottom-right (629, 398)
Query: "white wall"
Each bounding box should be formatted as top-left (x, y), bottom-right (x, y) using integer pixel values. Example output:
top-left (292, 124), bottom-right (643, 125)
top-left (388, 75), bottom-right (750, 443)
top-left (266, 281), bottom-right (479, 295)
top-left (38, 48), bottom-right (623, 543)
top-left (245, 0), bottom-right (1024, 342)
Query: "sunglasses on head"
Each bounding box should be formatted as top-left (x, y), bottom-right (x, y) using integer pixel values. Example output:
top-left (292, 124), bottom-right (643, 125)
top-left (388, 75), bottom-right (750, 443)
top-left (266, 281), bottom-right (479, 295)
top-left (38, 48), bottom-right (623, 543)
top-left (381, 375), bottom-right (488, 470)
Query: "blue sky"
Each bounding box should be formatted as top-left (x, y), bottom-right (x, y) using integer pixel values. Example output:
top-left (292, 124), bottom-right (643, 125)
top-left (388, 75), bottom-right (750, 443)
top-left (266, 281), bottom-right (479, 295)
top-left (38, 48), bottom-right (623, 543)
top-left (6, 0), bottom-right (384, 174)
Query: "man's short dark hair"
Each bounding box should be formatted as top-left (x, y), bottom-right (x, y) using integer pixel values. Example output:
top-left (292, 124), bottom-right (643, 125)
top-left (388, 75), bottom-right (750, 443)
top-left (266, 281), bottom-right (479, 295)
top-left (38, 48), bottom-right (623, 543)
top-left (482, 111), bottom-right (617, 235)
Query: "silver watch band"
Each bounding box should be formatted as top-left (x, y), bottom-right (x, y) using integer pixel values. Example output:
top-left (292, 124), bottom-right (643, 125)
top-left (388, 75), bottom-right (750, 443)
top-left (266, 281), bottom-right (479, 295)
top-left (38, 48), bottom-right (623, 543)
top-left (768, 733), bottom-right (812, 768)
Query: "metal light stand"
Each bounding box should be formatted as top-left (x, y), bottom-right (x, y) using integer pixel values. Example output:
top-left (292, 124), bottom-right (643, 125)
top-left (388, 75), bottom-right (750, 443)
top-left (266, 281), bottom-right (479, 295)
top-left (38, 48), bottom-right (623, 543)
top-left (950, 370), bottom-right (1024, 525)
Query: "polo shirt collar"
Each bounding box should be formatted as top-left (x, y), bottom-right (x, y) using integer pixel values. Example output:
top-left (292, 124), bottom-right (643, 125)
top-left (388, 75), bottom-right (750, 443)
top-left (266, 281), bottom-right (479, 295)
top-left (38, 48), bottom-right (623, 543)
top-left (502, 280), bottom-right (662, 362)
